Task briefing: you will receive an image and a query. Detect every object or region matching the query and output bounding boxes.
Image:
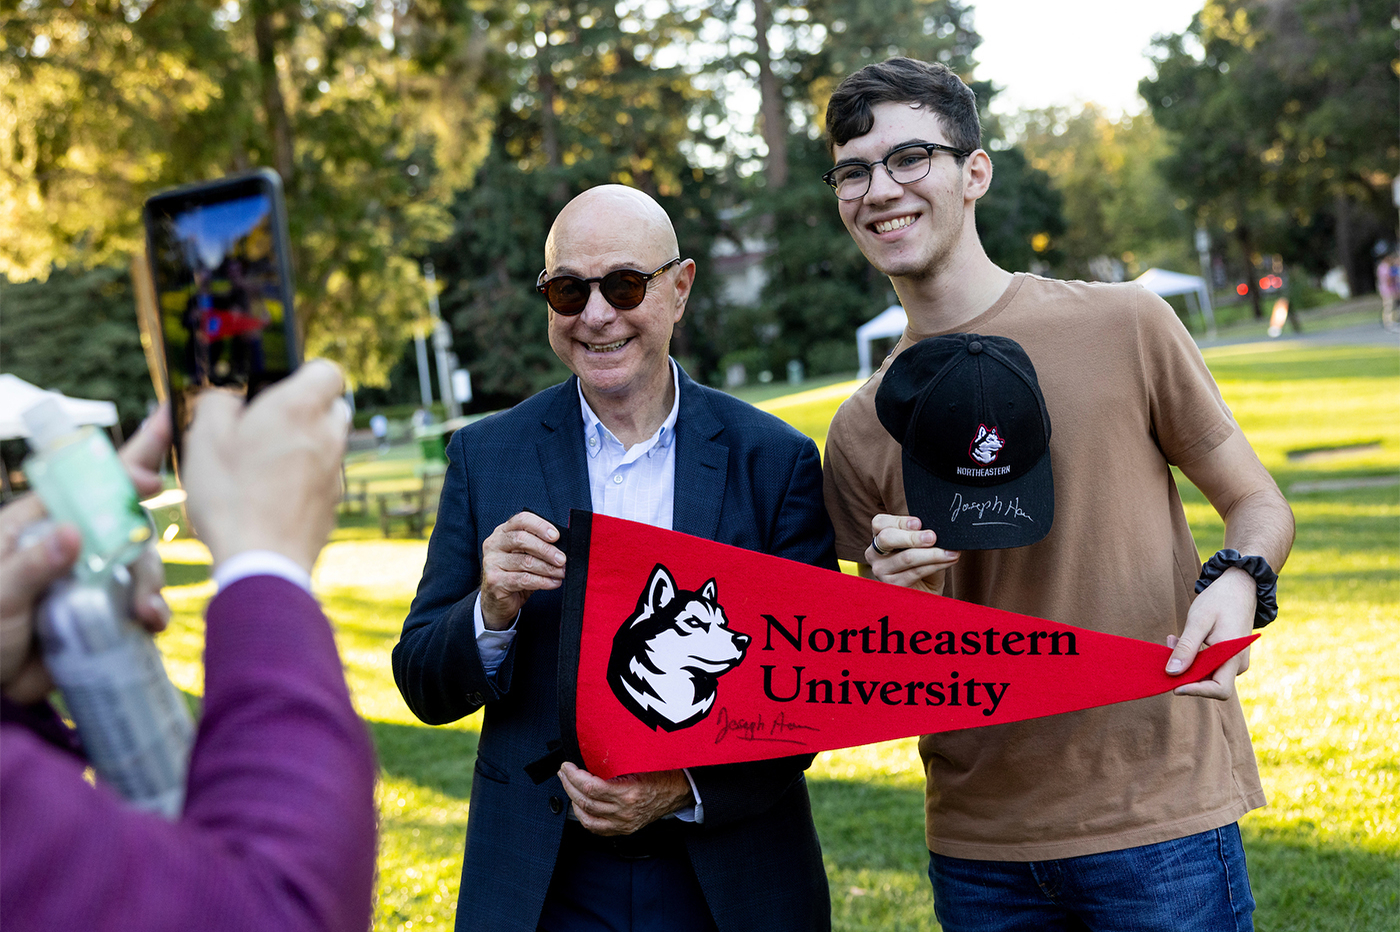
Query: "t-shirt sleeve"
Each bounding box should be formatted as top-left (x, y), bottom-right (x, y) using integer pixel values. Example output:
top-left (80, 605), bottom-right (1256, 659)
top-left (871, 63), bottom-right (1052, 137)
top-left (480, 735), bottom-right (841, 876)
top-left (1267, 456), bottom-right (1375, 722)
top-left (823, 398), bottom-right (889, 563)
top-left (1134, 287), bottom-right (1237, 467)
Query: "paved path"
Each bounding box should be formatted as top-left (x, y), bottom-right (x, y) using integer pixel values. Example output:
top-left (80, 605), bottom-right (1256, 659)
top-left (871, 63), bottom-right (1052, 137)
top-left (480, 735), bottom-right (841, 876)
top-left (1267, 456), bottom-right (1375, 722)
top-left (1199, 321), bottom-right (1400, 350)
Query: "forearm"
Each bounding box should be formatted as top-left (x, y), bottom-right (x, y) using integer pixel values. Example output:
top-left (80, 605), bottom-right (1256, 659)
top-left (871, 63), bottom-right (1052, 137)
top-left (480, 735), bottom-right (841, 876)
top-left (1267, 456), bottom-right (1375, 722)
top-left (1218, 484), bottom-right (1295, 572)
top-left (187, 576), bottom-right (377, 932)
top-left (0, 578), bottom-right (376, 932)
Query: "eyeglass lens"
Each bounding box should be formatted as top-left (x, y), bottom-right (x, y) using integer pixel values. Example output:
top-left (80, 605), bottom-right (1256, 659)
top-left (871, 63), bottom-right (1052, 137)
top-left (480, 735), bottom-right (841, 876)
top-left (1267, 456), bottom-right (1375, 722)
top-left (543, 269), bottom-right (650, 315)
top-left (828, 145), bottom-right (936, 200)
top-left (538, 258), bottom-right (680, 315)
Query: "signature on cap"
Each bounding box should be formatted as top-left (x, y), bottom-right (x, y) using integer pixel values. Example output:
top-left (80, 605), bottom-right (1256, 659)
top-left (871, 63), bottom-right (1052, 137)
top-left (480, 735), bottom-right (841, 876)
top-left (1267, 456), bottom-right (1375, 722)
top-left (949, 493), bottom-right (1036, 527)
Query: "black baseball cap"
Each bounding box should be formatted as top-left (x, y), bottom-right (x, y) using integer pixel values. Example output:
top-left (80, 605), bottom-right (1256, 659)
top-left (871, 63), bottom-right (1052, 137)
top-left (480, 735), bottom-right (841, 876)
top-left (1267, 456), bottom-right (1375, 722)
top-left (875, 333), bottom-right (1054, 550)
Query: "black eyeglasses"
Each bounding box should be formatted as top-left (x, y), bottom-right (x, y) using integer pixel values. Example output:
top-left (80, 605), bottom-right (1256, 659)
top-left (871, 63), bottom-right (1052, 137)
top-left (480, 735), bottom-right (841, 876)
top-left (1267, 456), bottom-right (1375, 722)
top-left (535, 258), bottom-right (682, 315)
top-left (822, 143), bottom-right (973, 201)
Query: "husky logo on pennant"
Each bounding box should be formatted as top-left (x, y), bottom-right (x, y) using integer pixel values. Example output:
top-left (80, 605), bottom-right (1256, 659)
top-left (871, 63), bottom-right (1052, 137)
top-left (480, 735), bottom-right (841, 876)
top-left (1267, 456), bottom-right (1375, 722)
top-left (607, 564), bottom-right (750, 732)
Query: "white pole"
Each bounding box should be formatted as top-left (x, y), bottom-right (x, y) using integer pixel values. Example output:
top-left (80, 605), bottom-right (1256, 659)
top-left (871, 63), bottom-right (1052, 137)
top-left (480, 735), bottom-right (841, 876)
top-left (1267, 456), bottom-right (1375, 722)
top-left (424, 262), bottom-right (461, 420)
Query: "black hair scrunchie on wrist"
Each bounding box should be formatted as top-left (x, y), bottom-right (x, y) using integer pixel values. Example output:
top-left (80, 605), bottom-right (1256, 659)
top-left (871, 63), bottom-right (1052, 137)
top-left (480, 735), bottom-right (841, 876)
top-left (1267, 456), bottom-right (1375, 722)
top-left (1195, 548), bottom-right (1278, 629)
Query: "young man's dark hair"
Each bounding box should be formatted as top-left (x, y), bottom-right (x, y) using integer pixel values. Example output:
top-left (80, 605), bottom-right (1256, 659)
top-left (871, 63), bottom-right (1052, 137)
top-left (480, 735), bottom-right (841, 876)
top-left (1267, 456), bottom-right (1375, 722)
top-left (825, 56), bottom-right (982, 158)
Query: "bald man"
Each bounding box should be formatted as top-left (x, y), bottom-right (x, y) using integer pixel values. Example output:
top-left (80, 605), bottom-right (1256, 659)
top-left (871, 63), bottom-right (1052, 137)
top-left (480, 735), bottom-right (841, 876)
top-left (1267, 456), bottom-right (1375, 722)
top-left (394, 185), bottom-right (836, 932)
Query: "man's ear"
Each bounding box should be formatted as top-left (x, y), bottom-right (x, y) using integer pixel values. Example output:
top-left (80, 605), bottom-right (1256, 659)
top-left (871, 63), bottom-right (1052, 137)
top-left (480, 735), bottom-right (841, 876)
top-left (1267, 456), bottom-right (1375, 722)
top-left (672, 258), bottom-right (697, 323)
top-left (964, 149), bottom-right (993, 203)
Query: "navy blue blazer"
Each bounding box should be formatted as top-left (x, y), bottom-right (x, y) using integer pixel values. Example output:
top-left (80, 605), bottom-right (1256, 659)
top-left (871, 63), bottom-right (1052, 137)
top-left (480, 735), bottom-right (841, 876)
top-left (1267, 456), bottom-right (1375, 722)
top-left (393, 368), bottom-right (838, 932)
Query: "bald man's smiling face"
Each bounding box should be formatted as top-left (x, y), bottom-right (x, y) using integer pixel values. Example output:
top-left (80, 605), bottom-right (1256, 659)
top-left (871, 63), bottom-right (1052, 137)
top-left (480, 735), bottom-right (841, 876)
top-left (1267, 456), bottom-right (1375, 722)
top-left (543, 190), bottom-right (693, 416)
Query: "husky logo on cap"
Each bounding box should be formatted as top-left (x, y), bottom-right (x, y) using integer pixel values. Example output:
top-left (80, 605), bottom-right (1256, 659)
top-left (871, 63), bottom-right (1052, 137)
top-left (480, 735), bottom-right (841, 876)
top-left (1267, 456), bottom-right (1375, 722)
top-left (969, 424), bottom-right (1005, 465)
top-left (608, 564), bottom-right (751, 732)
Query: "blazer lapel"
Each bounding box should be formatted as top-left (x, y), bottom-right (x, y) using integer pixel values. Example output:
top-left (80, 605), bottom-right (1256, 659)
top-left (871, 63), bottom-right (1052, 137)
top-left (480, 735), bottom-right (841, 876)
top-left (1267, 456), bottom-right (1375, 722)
top-left (671, 369), bottom-right (728, 541)
top-left (537, 378), bottom-right (592, 527)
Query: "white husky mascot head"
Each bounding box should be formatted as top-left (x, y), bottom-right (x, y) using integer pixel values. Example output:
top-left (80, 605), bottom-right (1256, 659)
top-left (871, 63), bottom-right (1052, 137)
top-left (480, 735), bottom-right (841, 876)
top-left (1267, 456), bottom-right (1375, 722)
top-left (607, 564), bottom-right (750, 732)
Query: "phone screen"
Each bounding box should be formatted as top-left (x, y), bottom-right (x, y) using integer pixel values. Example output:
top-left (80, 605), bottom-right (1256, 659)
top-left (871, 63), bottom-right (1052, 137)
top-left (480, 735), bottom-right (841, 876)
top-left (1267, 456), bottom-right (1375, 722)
top-left (143, 170), bottom-right (298, 448)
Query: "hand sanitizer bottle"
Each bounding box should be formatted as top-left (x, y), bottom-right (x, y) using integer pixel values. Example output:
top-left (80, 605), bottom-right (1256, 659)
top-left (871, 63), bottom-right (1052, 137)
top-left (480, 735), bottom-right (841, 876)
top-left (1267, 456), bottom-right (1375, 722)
top-left (22, 398), bottom-right (193, 818)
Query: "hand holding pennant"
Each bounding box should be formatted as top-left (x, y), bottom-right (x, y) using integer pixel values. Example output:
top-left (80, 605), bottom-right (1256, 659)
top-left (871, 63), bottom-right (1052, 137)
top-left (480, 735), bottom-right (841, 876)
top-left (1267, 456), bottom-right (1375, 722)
top-left (555, 511), bottom-right (1255, 780)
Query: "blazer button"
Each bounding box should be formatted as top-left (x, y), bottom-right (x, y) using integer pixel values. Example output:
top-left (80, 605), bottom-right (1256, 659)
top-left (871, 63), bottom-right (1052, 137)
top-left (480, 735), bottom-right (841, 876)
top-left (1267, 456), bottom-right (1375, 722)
top-left (468, 692), bottom-right (483, 704)
top-left (549, 796), bottom-right (564, 815)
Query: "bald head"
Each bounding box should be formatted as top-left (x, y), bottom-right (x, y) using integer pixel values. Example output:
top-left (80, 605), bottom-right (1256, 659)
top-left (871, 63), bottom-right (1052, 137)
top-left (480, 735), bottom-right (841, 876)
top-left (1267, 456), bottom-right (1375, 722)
top-left (545, 185), bottom-right (679, 271)
top-left (540, 183), bottom-right (695, 440)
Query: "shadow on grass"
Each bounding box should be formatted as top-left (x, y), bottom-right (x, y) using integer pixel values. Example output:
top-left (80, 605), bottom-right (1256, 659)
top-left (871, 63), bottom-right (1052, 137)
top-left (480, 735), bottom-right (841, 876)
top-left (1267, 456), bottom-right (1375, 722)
top-left (1244, 825), bottom-right (1400, 932)
top-left (367, 719), bottom-right (478, 800)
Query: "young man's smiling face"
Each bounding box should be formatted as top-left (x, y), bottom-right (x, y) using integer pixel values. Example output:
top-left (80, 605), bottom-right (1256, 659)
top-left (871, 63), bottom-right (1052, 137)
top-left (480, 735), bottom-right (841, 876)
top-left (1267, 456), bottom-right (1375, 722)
top-left (832, 100), bottom-right (978, 283)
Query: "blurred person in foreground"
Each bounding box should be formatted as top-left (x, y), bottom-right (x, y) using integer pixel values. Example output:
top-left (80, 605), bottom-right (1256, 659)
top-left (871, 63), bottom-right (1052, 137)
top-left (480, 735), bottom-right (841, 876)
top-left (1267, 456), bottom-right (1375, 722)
top-left (819, 58), bottom-right (1295, 931)
top-left (0, 360), bottom-right (377, 932)
top-left (393, 184), bottom-right (835, 932)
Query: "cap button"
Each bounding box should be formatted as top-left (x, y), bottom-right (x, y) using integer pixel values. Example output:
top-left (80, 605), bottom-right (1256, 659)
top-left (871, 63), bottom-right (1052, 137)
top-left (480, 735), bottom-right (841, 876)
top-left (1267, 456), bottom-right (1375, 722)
top-left (967, 340), bottom-right (983, 354)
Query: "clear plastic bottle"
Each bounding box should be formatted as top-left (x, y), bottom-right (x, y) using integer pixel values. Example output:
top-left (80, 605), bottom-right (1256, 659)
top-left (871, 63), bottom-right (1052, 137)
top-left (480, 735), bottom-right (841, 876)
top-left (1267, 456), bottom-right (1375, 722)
top-left (23, 398), bottom-right (193, 818)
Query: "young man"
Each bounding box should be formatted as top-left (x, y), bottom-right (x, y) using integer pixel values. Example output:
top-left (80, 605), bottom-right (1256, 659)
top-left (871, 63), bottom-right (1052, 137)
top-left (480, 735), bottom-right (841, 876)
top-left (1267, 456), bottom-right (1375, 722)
top-left (820, 57), bottom-right (1295, 931)
top-left (394, 185), bottom-right (834, 932)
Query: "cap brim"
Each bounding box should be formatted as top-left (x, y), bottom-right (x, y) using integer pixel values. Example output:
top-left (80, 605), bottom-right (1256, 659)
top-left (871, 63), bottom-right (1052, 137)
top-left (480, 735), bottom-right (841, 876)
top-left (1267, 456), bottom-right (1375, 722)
top-left (901, 448), bottom-right (1054, 551)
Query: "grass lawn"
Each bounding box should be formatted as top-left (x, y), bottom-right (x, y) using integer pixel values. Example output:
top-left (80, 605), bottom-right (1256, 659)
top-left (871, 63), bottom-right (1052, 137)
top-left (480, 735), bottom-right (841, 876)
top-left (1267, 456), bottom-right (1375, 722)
top-left (153, 339), bottom-right (1398, 931)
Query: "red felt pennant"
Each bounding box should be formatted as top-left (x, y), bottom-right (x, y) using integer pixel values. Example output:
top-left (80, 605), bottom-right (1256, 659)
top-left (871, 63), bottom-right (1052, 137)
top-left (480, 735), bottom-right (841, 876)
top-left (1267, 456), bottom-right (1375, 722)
top-left (562, 512), bottom-right (1255, 779)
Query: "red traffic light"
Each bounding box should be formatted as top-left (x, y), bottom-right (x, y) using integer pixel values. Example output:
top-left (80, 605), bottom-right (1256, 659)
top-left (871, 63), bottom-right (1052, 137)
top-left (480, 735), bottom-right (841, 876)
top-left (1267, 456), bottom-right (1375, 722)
top-left (1236, 283), bottom-right (1249, 296)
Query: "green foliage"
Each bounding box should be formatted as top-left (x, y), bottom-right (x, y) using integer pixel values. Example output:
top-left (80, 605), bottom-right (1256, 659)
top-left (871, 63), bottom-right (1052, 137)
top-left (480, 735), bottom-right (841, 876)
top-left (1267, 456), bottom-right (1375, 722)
top-left (974, 144), bottom-right (1066, 273)
top-left (1, 0), bottom-right (496, 387)
top-left (0, 267), bottom-right (152, 432)
top-left (754, 134), bottom-right (895, 374)
top-left (430, 0), bottom-right (728, 401)
top-left (1142, 0), bottom-right (1399, 296)
top-left (1014, 107), bottom-right (1193, 280)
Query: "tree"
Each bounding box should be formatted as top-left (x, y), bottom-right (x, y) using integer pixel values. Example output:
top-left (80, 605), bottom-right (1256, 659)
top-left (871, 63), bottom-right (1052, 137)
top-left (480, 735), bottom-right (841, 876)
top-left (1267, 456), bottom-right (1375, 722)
top-left (0, 268), bottom-right (150, 433)
top-left (975, 144), bottom-right (1067, 275)
top-left (1142, 0), bottom-right (1398, 306)
top-left (1, 0), bottom-right (497, 386)
top-left (1014, 106), bottom-right (1191, 281)
top-left (428, 0), bottom-right (729, 404)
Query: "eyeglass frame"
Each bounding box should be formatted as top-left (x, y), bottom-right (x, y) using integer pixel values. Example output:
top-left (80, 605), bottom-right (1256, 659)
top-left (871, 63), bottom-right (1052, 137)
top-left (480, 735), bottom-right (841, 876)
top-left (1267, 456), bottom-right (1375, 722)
top-left (535, 257), bottom-right (683, 315)
top-left (821, 142), bottom-right (974, 201)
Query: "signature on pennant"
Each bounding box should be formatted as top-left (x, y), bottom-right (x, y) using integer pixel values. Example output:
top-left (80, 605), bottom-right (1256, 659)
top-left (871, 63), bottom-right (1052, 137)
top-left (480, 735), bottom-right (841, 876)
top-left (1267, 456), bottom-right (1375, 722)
top-left (713, 707), bottom-right (820, 746)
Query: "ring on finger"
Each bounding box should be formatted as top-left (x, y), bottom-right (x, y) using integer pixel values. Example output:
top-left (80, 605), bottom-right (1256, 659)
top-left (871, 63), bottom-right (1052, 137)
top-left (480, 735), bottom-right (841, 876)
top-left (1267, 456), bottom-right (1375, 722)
top-left (871, 534), bottom-right (892, 557)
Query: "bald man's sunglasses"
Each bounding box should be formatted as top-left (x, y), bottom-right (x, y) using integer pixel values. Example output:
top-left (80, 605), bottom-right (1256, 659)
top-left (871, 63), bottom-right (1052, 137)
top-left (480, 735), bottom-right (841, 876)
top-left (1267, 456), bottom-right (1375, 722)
top-left (535, 258), bottom-right (682, 315)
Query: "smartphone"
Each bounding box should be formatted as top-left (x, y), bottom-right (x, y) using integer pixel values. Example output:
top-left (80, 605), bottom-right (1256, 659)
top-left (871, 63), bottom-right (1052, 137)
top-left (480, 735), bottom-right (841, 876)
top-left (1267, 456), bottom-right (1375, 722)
top-left (142, 169), bottom-right (299, 458)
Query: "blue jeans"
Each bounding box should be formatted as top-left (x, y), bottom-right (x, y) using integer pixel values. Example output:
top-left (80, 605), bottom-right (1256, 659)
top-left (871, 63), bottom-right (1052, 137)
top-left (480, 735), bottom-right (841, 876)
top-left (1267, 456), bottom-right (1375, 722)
top-left (928, 824), bottom-right (1256, 932)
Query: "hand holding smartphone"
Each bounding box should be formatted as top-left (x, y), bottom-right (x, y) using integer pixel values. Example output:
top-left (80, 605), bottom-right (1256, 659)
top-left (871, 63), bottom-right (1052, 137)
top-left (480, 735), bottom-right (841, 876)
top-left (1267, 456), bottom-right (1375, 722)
top-left (142, 169), bottom-right (300, 463)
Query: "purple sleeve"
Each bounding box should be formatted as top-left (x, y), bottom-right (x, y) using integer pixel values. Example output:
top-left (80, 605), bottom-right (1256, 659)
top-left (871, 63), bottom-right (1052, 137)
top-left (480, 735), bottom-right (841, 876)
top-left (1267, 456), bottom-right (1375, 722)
top-left (0, 576), bottom-right (377, 932)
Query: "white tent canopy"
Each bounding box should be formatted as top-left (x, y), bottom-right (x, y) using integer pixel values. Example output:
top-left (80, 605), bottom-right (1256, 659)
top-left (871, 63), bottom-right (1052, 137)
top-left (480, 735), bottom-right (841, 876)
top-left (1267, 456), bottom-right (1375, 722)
top-left (1134, 268), bottom-right (1216, 334)
top-left (0, 373), bottom-right (119, 441)
top-left (856, 304), bottom-right (908, 378)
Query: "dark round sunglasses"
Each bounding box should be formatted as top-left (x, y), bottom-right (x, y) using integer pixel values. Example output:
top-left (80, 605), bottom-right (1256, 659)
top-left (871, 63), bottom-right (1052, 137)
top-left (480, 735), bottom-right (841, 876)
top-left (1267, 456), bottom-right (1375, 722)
top-left (535, 258), bottom-right (682, 315)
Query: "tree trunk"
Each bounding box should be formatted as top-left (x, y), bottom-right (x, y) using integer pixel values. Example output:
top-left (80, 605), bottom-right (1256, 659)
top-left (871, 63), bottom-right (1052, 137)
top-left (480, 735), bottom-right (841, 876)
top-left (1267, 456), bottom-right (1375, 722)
top-left (252, 1), bottom-right (295, 187)
top-left (535, 18), bottom-right (569, 208)
top-left (753, 0), bottom-right (788, 190)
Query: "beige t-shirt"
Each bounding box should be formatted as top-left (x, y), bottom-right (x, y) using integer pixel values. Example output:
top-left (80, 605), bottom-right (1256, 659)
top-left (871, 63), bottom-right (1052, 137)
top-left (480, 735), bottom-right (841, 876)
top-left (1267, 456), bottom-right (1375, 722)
top-left (823, 273), bottom-right (1265, 860)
